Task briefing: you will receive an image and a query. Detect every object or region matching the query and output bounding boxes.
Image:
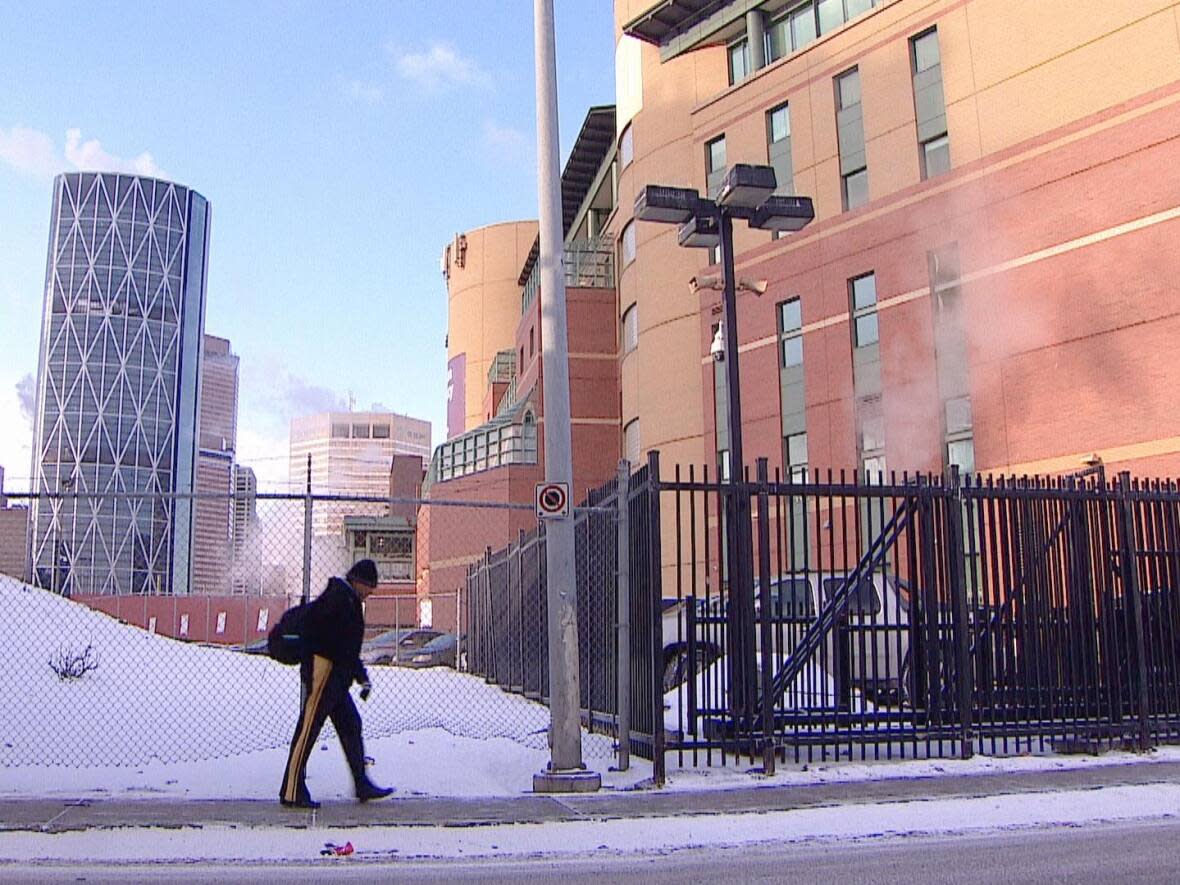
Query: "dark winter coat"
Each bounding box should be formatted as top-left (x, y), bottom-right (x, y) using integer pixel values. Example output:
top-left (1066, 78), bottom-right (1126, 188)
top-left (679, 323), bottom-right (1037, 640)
top-left (301, 577), bottom-right (369, 685)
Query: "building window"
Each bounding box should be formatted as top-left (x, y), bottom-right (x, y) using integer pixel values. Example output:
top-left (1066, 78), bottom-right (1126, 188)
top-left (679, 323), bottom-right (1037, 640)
top-left (622, 303), bottom-right (639, 354)
top-left (766, 102), bottom-right (794, 204)
top-left (911, 28), bottom-right (950, 180)
top-left (913, 27), bottom-right (940, 73)
top-left (352, 423), bottom-right (370, 439)
top-left (621, 220), bottom-right (637, 266)
top-left (836, 68), bottom-right (868, 210)
top-left (784, 432), bottom-right (808, 482)
top-left (372, 424), bottom-right (391, 439)
top-left (529, 326), bottom-right (535, 357)
top-left (331, 423), bottom-right (349, 439)
top-left (623, 418), bottom-right (640, 466)
top-left (619, 124), bottom-right (634, 169)
top-left (705, 135), bottom-right (727, 199)
top-left (777, 297), bottom-right (803, 367)
top-left (850, 273), bottom-right (878, 347)
top-left (728, 39), bottom-right (750, 85)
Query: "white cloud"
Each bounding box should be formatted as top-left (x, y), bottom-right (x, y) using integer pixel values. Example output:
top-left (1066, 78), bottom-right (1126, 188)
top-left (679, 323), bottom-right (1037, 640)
top-left (391, 42), bottom-right (489, 91)
top-left (483, 120), bottom-right (532, 158)
top-left (344, 79), bottom-right (384, 105)
top-left (0, 126), bottom-right (165, 180)
top-left (0, 126), bottom-right (60, 178)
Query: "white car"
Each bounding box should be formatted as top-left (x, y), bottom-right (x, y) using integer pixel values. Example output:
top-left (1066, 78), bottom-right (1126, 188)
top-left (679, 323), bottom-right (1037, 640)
top-left (661, 572), bottom-right (912, 706)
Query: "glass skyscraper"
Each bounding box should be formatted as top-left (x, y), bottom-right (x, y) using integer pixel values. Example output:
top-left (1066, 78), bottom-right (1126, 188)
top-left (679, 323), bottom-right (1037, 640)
top-left (28, 172), bottom-right (210, 595)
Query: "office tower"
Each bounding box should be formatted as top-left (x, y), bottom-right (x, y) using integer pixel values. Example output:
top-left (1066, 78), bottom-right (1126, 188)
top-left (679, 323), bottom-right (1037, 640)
top-left (28, 172), bottom-right (210, 595)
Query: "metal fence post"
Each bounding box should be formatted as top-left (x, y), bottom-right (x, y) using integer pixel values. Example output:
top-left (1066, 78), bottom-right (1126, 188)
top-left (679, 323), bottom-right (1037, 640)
top-left (616, 458), bottom-right (632, 772)
top-left (301, 453), bottom-right (312, 605)
top-left (755, 458), bottom-right (776, 775)
top-left (647, 450), bottom-right (666, 787)
top-left (946, 465), bottom-right (974, 760)
top-left (1117, 471), bottom-right (1152, 749)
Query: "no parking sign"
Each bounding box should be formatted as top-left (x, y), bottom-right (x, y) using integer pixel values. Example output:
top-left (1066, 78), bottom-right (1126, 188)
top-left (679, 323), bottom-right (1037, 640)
top-left (535, 482), bottom-right (570, 519)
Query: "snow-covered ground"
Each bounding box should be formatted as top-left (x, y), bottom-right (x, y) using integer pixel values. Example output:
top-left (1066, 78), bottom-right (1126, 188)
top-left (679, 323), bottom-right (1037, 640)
top-left (0, 575), bottom-right (627, 796)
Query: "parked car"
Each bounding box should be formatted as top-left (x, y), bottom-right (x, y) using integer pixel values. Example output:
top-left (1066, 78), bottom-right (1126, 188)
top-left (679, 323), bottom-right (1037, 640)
top-left (366, 629), bottom-right (459, 668)
top-left (398, 632), bottom-right (459, 669)
top-left (661, 572), bottom-right (911, 703)
top-left (360, 627), bottom-right (417, 665)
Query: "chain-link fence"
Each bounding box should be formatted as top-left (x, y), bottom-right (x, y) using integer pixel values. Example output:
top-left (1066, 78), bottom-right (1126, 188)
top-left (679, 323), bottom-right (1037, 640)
top-left (0, 490), bottom-right (618, 769)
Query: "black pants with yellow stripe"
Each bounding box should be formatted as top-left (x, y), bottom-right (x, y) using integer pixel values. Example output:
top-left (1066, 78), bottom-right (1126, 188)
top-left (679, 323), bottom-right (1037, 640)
top-left (281, 654), bottom-right (368, 803)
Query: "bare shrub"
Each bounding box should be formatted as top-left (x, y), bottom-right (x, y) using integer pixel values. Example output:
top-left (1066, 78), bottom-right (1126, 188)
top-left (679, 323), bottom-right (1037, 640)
top-left (49, 643), bottom-right (99, 680)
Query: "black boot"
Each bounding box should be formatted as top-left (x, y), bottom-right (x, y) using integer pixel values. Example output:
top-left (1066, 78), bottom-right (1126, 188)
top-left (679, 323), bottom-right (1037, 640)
top-left (356, 781), bottom-right (394, 802)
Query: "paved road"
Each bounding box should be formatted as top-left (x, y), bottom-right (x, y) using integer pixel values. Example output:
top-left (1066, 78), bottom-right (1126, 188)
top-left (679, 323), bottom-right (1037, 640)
top-left (7, 818), bottom-right (1180, 884)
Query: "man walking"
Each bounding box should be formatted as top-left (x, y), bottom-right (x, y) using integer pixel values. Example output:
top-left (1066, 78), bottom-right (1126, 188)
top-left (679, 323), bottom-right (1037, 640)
top-left (280, 558), bottom-right (394, 808)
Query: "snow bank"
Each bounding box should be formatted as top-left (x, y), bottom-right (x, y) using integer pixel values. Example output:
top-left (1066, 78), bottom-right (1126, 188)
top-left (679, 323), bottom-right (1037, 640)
top-left (0, 576), bottom-right (612, 769)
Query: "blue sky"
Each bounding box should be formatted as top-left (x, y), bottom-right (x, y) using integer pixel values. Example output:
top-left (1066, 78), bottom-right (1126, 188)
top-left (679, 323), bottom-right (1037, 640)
top-left (0, 1), bottom-right (615, 490)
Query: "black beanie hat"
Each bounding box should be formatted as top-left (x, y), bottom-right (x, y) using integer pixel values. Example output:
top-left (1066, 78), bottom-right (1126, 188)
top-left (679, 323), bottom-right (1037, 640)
top-left (347, 558), bottom-right (379, 587)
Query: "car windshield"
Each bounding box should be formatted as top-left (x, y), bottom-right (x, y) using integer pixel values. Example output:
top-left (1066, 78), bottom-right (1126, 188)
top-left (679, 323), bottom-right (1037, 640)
top-left (821, 577), bottom-right (881, 615)
top-left (398, 631), bottom-right (441, 648)
top-left (768, 578), bottom-right (815, 618)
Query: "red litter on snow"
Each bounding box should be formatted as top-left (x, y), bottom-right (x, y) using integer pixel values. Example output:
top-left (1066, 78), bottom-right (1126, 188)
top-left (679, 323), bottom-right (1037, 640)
top-left (321, 841), bottom-right (355, 857)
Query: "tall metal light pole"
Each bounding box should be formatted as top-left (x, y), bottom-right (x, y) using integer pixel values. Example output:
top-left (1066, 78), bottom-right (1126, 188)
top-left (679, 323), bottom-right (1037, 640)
top-left (532, 0), bottom-right (599, 793)
top-left (634, 168), bottom-right (814, 726)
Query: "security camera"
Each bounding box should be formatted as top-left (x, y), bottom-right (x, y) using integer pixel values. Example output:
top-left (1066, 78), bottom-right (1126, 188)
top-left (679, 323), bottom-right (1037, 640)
top-left (689, 274), bottom-right (723, 295)
top-left (710, 323), bottom-right (725, 362)
top-left (738, 278), bottom-right (768, 296)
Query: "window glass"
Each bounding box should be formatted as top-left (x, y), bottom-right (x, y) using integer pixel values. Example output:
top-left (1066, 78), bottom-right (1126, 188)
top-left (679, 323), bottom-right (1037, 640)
top-left (778, 298), bottom-right (802, 332)
top-left (352, 423), bottom-right (370, 439)
top-left (372, 424), bottom-right (391, 439)
top-left (769, 578), bottom-right (815, 618)
top-left (728, 39), bottom-right (750, 84)
top-left (706, 136), bottom-right (727, 174)
top-left (913, 29), bottom-right (940, 73)
top-left (790, 3), bottom-right (817, 49)
top-left (818, 0), bottom-right (844, 33)
top-left (623, 418), bottom-right (640, 465)
top-left (948, 438), bottom-right (976, 474)
top-left (843, 167), bottom-right (869, 209)
top-left (622, 303), bottom-right (639, 353)
top-left (781, 336), bottom-right (803, 367)
top-left (621, 221), bottom-right (637, 265)
top-left (766, 18), bottom-right (789, 61)
top-left (822, 576), bottom-right (881, 615)
top-left (923, 135), bottom-right (951, 178)
top-left (854, 313), bottom-right (879, 347)
top-left (768, 104), bottom-right (790, 143)
top-left (786, 431), bottom-right (808, 481)
top-left (837, 68), bottom-right (861, 109)
top-left (619, 124), bottom-right (634, 169)
top-left (845, 0), bottom-right (874, 17)
top-left (331, 423), bottom-right (349, 438)
top-left (851, 274), bottom-right (877, 309)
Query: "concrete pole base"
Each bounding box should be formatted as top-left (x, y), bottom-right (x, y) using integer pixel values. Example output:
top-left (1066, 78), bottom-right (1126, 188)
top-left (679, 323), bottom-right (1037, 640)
top-left (533, 768), bottom-right (602, 793)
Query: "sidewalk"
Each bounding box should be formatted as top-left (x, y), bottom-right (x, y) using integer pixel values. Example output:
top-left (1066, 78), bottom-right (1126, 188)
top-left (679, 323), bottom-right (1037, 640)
top-left (6, 757), bottom-right (1180, 834)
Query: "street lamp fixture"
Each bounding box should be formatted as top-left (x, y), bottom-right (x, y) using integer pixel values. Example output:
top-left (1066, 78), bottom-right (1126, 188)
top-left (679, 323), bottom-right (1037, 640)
top-left (750, 195), bottom-right (815, 232)
top-left (677, 211), bottom-right (721, 249)
top-left (633, 163), bottom-right (815, 727)
top-left (717, 164), bottom-right (777, 210)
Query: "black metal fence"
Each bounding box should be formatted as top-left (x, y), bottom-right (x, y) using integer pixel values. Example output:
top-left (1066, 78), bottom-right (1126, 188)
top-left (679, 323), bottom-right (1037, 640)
top-left (465, 461), bottom-right (663, 766)
top-left (661, 457), bottom-right (1180, 773)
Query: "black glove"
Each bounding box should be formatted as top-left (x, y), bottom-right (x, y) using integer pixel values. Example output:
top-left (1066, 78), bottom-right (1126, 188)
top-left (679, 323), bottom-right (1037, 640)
top-left (359, 681), bottom-right (372, 702)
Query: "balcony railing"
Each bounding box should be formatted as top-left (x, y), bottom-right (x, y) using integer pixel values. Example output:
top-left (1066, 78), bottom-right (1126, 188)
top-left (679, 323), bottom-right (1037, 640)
top-left (521, 235), bottom-right (615, 313)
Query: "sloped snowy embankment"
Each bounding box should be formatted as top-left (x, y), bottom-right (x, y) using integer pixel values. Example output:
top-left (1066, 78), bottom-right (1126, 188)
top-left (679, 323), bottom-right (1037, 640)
top-left (0, 576), bottom-right (630, 796)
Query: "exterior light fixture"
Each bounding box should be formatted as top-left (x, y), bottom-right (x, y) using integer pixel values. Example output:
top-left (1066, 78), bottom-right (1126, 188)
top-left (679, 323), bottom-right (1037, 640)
top-left (677, 212), bottom-right (721, 249)
top-left (634, 184), bottom-right (702, 224)
top-left (717, 164), bottom-right (778, 210)
top-left (749, 195), bottom-right (816, 232)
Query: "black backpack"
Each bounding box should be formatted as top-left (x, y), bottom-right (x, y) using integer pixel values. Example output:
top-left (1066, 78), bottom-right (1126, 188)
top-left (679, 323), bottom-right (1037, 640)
top-left (267, 603), bottom-right (309, 665)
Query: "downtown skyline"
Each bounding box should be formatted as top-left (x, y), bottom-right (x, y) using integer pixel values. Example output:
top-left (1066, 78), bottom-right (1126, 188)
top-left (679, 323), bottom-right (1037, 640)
top-left (0, 2), bottom-right (615, 491)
